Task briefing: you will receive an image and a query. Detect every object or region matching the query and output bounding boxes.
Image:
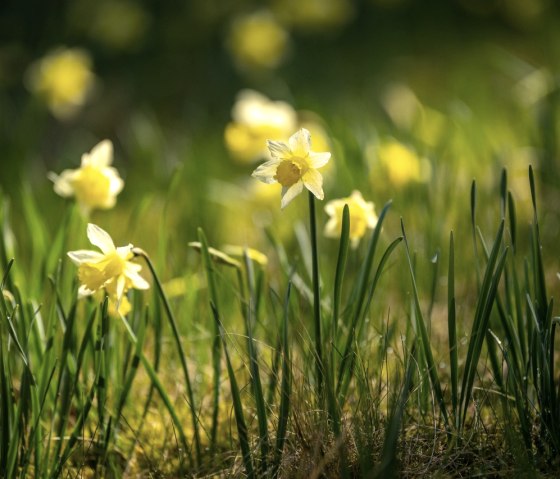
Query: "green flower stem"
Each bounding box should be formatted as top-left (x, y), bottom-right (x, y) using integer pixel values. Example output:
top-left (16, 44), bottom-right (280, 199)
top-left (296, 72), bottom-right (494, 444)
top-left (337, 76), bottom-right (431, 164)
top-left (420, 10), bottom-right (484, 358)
top-left (133, 248), bottom-right (201, 467)
top-left (308, 192), bottom-right (324, 397)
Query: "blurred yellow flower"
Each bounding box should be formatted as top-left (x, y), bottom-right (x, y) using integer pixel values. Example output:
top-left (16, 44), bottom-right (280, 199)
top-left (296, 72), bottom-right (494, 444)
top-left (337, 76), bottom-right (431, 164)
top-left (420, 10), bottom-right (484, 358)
top-left (223, 245), bottom-right (269, 266)
top-left (49, 140), bottom-right (124, 215)
top-left (225, 90), bottom-right (297, 163)
top-left (252, 128), bottom-right (331, 208)
top-left (381, 83), bottom-right (422, 131)
top-left (324, 190), bottom-right (378, 247)
top-left (375, 139), bottom-right (431, 186)
top-left (68, 223), bottom-right (149, 302)
top-left (227, 10), bottom-right (289, 71)
top-left (25, 47), bottom-right (94, 119)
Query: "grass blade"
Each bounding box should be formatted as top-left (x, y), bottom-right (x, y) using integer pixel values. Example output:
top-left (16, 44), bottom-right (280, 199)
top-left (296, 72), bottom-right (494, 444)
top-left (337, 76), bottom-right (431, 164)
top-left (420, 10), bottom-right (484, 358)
top-left (212, 304), bottom-right (255, 479)
top-left (273, 283), bottom-right (292, 478)
top-left (448, 231), bottom-right (458, 421)
top-left (459, 221), bottom-right (508, 429)
top-left (401, 219), bottom-right (450, 430)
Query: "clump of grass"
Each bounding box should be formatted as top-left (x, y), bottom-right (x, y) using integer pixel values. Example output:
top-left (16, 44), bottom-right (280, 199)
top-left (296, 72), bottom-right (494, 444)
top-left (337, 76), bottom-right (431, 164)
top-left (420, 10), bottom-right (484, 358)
top-left (1, 163), bottom-right (560, 478)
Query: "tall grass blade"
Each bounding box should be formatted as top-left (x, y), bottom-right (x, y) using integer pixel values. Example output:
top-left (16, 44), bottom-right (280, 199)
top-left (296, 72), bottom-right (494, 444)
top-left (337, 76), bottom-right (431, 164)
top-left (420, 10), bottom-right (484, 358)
top-left (332, 205), bottom-right (350, 365)
top-left (401, 219), bottom-right (449, 429)
top-left (118, 313), bottom-right (193, 466)
top-left (459, 220), bottom-right (508, 429)
top-left (196, 229), bottom-right (223, 456)
top-left (336, 201), bottom-right (392, 397)
top-left (337, 236), bottom-right (403, 405)
top-left (448, 231), bottom-right (458, 422)
top-left (372, 344), bottom-right (416, 479)
top-left (242, 252), bottom-right (269, 473)
top-left (212, 304), bottom-right (255, 479)
top-left (308, 192), bottom-right (324, 397)
top-left (134, 248), bottom-right (201, 466)
top-left (273, 283), bottom-right (292, 479)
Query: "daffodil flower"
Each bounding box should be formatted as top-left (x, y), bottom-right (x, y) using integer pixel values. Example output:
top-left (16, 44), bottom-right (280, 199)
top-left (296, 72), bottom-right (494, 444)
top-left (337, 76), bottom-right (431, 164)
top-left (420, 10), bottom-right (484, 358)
top-left (49, 140), bottom-right (124, 215)
top-left (324, 190), bottom-right (378, 248)
top-left (252, 128), bottom-right (331, 208)
top-left (25, 47), bottom-right (95, 119)
top-left (68, 223), bottom-right (149, 302)
top-left (224, 90), bottom-right (297, 163)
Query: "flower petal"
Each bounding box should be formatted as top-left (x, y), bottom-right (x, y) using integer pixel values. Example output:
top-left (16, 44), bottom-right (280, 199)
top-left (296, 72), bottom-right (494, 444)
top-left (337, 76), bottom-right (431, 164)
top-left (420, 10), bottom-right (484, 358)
top-left (78, 284), bottom-right (95, 298)
top-left (302, 169), bottom-right (324, 200)
top-left (116, 245), bottom-right (134, 260)
top-left (67, 249), bottom-right (104, 265)
top-left (87, 223), bottom-right (115, 254)
top-left (308, 151), bottom-right (331, 169)
top-left (280, 181), bottom-right (304, 209)
top-left (288, 128), bottom-right (311, 157)
top-left (324, 198), bottom-right (343, 216)
top-left (324, 217), bottom-right (340, 239)
top-left (266, 139), bottom-right (291, 159)
top-left (50, 170), bottom-right (76, 197)
top-left (107, 168), bottom-right (124, 195)
top-left (87, 140), bottom-right (113, 167)
top-left (252, 158), bottom-right (281, 184)
top-left (124, 264), bottom-right (150, 290)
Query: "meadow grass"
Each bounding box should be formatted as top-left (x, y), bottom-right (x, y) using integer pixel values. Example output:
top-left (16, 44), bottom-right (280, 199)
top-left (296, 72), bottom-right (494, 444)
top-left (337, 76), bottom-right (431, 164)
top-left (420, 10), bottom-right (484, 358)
top-left (0, 162), bottom-right (559, 479)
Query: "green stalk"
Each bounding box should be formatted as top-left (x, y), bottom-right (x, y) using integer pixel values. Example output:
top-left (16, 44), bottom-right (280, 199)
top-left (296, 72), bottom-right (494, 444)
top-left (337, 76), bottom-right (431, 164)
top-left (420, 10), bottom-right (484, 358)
top-left (308, 192), bottom-right (324, 397)
top-left (272, 283), bottom-right (292, 479)
top-left (196, 229), bottom-right (222, 457)
top-left (241, 252), bottom-right (269, 473)
top-left (133, 248), bottom-right (201, 467)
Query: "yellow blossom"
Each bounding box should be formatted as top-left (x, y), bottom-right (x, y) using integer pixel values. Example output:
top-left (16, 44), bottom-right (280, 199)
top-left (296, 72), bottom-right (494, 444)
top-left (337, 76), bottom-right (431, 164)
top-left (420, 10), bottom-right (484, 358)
top-left (225, 90), bottom-right (297, 163)
top-left (25, 47), bottom-right (94, 119)
top-left (324, 190), bottom-right (378, 247)
top-left (49, 140), bottom-right (124, 215)
top-left (252, 128), bottom-right (331, 208)
top-left (227, 10), bottom-right (289, 71)
top-left (223, 245), bottom-right (269, 266)
top-left (68, 223), bottom-right (149, 301)
top-left (375, 139), bottom-right (431, 186)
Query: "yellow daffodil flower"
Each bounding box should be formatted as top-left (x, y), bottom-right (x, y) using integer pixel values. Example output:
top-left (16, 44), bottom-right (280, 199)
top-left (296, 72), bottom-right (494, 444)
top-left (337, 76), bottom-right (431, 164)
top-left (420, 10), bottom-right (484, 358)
top-left (324, 190), bottom-right (378, 248)
top-left (68, 223), bottom-right (149, 302)
top-left (227, 10), bottom-right (289, 71)
top-left (25, 47), bottom-right (95, 119)
top-left (49, 140), bottom-right (124, 215)
top-left (252, 128), bottom-right (331, 208)
top-left (225, 90), bottom-right (297, 163)
top-left (375, 139), bottom-right (431, 186)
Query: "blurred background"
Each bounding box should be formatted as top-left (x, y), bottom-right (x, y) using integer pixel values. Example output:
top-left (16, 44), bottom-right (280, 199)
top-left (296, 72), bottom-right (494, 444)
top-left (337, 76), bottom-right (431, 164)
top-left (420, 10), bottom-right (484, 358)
top-left (1, 0), bottom-right (559, 274)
